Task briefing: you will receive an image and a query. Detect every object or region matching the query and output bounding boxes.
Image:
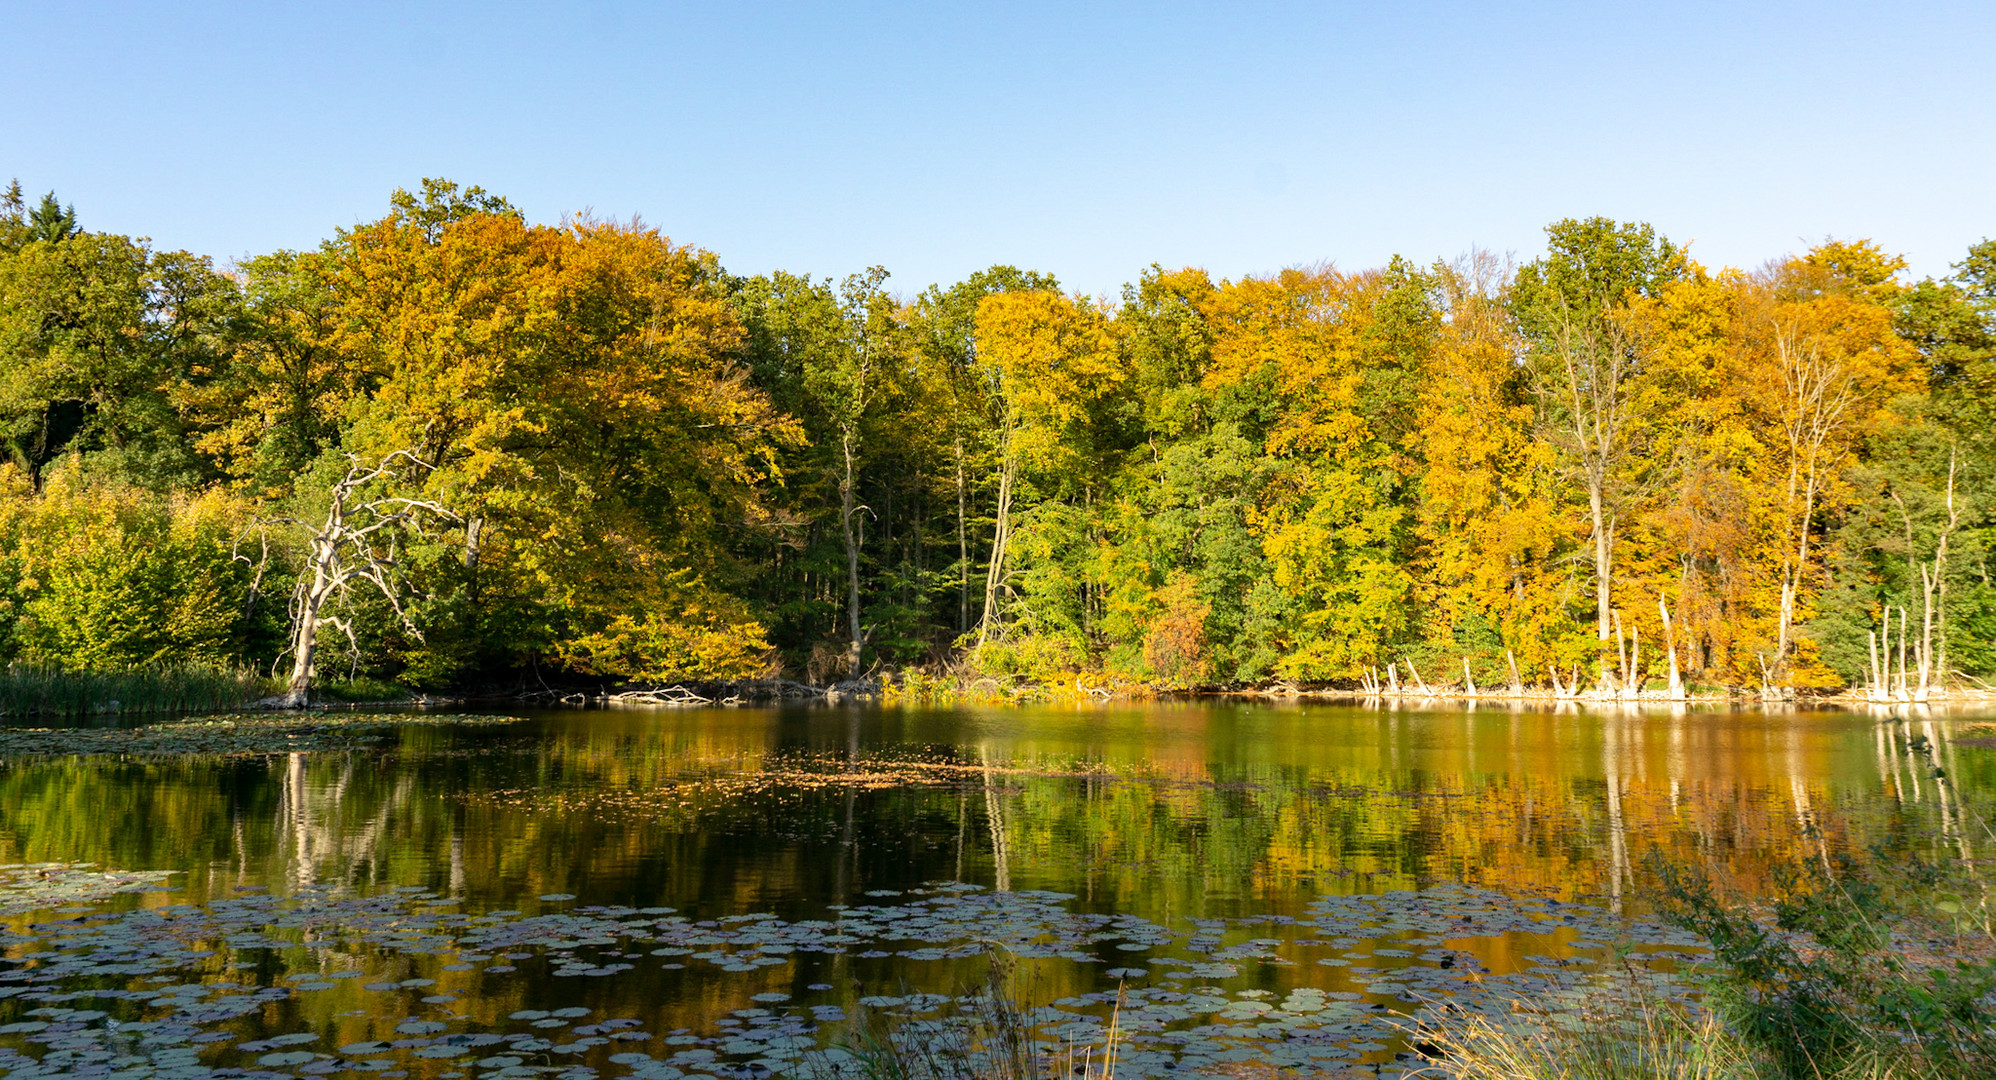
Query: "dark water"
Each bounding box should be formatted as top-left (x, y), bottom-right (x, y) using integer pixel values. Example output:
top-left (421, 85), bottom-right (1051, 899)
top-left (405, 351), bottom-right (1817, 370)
top-left (0, 702), bottom-right (1990, 1079)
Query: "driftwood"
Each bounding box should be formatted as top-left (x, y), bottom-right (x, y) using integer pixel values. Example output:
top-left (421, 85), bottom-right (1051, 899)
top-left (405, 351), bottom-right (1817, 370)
top-left (604, 685), bottom-right (712, 706)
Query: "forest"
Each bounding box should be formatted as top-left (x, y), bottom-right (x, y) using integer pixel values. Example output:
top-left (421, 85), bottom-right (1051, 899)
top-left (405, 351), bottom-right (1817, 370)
top-left (0, 177), bottom-right (1990, 699)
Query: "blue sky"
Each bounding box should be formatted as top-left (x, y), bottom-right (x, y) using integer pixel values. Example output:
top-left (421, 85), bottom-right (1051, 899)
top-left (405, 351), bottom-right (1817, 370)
top-left (5, 1), bottom-right (1990, 296)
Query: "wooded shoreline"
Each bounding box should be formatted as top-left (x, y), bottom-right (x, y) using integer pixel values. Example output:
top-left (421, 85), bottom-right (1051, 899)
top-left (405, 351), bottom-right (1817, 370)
top-left (0, 182), bottom-right (1991, 708)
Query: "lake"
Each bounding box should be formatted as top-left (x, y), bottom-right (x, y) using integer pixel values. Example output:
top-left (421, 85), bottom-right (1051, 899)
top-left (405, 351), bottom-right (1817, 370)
top-left (0, 701), bottom-right (1990, 1079)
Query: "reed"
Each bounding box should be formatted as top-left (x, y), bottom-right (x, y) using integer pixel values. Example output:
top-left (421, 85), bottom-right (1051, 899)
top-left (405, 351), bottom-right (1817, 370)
top-left (1413, 992), bottom-right (1766, 1080)
top-left (0, 665), bottom-right (273, 718)
top-left (1414, 1002), bottom-right (1942, 1080)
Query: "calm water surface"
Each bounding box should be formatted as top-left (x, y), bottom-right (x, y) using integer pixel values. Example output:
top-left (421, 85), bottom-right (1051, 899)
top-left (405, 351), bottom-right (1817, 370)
top-left (0, 702), bottom-right (1990, 1078)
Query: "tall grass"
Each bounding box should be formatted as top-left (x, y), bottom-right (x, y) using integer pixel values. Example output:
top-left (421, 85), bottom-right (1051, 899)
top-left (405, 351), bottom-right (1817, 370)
top-left (1413, 976), bottom-right (1766, 1080)
top-left (1416, 996), bottom-right (1945, 1080)
top-left (0, 664), bottom-right (273, 718)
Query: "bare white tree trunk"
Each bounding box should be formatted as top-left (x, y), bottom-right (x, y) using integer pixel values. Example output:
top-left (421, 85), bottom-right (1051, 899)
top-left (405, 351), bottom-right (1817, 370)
top-left (955, 439), bottom-right (969, 635)
top-left (284, 550), bottom-right (335, 706)
top-left (1867, 628), bottom-right (1884, 702)
top-left (1403, 657), bottom-right (1431, 696)
top-left (1897, 607), bottom-right (1911, 702)
top-left (1918, 446), bottom-right (1962, 697)
top-left (1915, 565), bottom-right (1933, 702)
top-left (1769, 317), bottom-right (1864, 685)
top-left (1659, 598), bottom-right (1684, 699)
top-left (1627, 623), bottom-right (1642, 700)
top-left (975, 420), bottom-right (1018, 649)
top-left (274, 453), bottom-right (456, 708)
top-left (839, 430), bottom-right (865, 680)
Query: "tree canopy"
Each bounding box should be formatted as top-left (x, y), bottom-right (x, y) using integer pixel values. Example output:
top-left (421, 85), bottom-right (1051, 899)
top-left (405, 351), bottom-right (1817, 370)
top-left (0, 176), bottom-right (1988, 694)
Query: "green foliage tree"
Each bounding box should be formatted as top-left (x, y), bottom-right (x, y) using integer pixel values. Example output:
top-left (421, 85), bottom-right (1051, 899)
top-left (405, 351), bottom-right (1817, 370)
top-left (24, 192), bottom-right (79, 247)
top-left (0, 229), bottom-right (237, 490)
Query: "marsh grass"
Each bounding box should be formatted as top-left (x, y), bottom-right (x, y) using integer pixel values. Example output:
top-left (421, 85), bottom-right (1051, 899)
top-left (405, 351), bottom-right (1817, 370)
top-left (0, 664), bottom-right (273, 718)
top-left (307, 675), bottom-right (413, 703)
top-left (1415, 1002), bottom-right (1950, 1080)
top-left (1412, 971), bottom-right (1764, 1080)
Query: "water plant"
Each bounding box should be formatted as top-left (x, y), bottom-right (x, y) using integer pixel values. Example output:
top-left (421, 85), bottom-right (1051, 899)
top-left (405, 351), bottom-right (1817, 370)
top-left (816, 951), bottom-right (1124, 1080)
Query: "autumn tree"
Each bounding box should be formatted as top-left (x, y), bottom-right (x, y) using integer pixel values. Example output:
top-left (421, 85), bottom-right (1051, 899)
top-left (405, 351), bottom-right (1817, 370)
top-left (908, 267), bottom-right (1060, 637)
top-left (1413, 250), bottom-right (1586, 680)
top-left (1511, 218), bottom-right (1684, 688)
top-left (970, 290), bottom-right (1122, 650)
top-left (1755, 243), bottom-right (1921, 682)
top-left (314, 181), bottom-right (795, 682)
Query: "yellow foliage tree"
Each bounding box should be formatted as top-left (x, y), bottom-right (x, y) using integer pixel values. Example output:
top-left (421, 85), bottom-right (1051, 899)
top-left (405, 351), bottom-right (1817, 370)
top-left (970, 290), bottom-right (1122, 648)
top-left (321, 187), bottom-right (797, 679)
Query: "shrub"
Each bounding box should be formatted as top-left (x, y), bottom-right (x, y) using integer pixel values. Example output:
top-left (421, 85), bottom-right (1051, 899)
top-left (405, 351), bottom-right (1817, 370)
top-left (1643, 810), bottom-right (1996, 1078)
top-left (0, 477), bottom-right (263, 670)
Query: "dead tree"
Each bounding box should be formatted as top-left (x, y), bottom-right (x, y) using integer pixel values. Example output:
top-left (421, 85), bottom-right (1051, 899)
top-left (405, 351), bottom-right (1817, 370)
top-left (274, 452), bottom-right (457, 708)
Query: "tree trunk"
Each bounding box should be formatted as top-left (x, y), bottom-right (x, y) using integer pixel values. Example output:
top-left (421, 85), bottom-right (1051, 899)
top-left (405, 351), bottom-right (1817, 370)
top-left (1659, 598), bottom-right (1684, 699)
top-left (1867, 628), bottom-right (1883, 701)
top-left (839, 431), bottom-right (864, 680)
top-left (1612, 607), bottom-right (1630, 693)
top-left (283, 538), bottom-right (335, 708)
top-left (1932, 445), bottom-right (1960, 692)
top-left (1628, 623), bottom-right (1641, 700)
top-left (272, 450), bottom-right (453, 709)
top-left (1897, 607), bottom-right (1911, 701)
top-left (1919, 565), bottom-right (1935, 703)
top-left (976, 428), bottom-right (1017, 649)
top-left (283, 607), bottom-right (320, 707)
top-left (1589, 483), bottom-right (1615, 691)
top-left (955, 440), bottom-right (969, 635)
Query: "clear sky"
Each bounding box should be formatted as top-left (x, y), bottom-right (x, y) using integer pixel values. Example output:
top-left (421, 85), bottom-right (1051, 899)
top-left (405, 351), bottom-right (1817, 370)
top-left (5, 1), bottom-right (1991, 296)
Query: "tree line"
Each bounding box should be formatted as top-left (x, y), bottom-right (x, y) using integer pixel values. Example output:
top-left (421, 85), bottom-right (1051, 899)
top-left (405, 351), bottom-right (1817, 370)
top-left (0, 177), bottom-right (1989, 696)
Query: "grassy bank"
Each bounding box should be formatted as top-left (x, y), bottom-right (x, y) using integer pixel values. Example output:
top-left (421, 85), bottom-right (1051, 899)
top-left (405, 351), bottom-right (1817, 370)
top-left (0, 664), bottom-right (274, 718)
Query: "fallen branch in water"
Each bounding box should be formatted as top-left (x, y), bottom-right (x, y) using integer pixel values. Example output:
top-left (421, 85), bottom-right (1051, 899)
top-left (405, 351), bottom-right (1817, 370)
top-left (603, 685), bottom-right (713, 706)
